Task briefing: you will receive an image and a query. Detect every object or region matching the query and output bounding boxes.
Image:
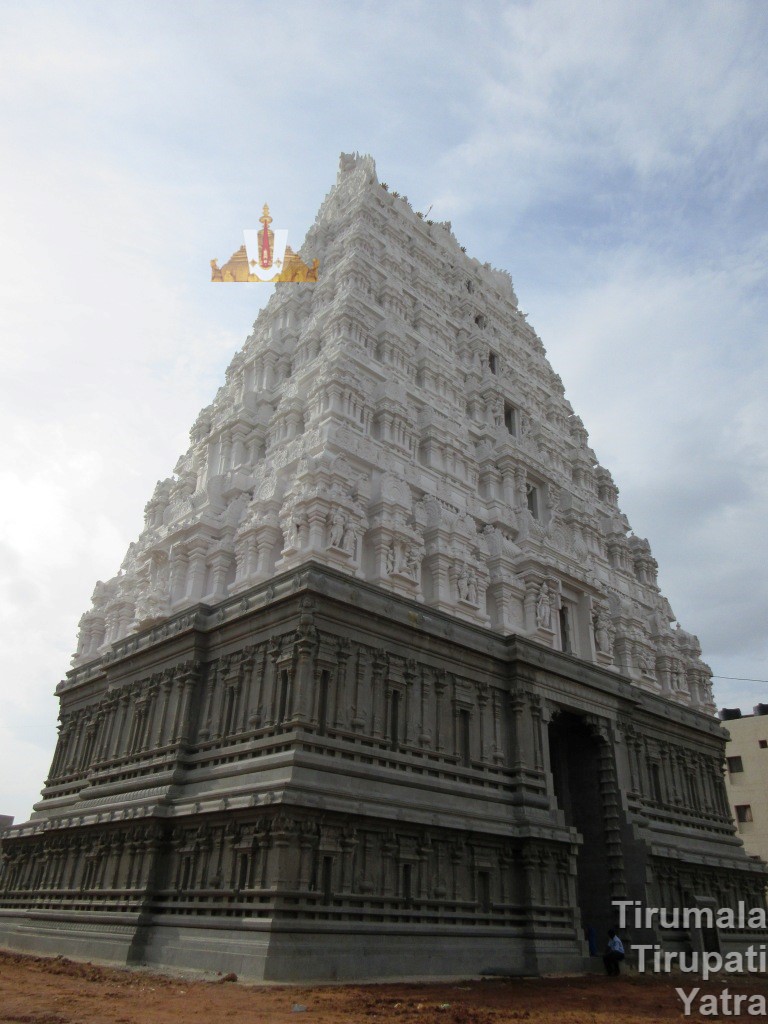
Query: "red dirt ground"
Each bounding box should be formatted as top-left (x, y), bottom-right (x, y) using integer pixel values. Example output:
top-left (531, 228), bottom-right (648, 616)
top-left (2, 949), bottom-right (767, 1023)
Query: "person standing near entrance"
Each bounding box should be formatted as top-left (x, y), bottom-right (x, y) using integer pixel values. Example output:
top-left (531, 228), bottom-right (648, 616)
top-left (603, 929), bottom-right (625, 975)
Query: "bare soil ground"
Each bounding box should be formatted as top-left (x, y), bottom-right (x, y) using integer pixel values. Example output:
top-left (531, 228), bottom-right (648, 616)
top-left (2, 949), bottom-right (767, 1024)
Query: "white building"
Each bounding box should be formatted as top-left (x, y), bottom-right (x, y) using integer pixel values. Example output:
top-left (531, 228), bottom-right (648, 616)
top-left (722, 705), bottom-right (768, 868)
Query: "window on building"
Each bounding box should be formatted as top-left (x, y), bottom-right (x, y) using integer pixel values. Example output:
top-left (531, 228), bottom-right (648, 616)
top-left (476, 870), bottom-right (491, 912)
top-left (526, 483), bottom-right (539, 519)
top-left (458, 708), bottom-right (471, 767)
top-left (504, 402), bottom-right (517, 435)
top-left (727, 756), bottom-right (744, 773)
top-left (402, 862), bottom-right (413, 905)
top-left (321, 856), bottom-right (334, 902)
top-left (238, 853), bottom-right (249, 891)
top-left (686, 773), bottom-right (699, 810)
top-left (180, 856), bottom-right (192, 891)
top-left (277, 669), bottom-right (291, 725)
top-left (735, 805), bottom-right (753, 823)
top-left (390, 690), bottom-right (401, 751)
top-left (488, 351), bottom-right (498, 374)
top-left (650, 762), bottom-right (663, 804)
top-left (316, 669), bottom-right (330, 735)
top-left (559, 606), bottom-right (572, 654)
top-left (759, 740), bottom-right (767, 749)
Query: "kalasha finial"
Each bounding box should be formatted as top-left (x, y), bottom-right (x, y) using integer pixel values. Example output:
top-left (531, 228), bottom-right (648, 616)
top-left (259, 203), bottom-right (273, 268)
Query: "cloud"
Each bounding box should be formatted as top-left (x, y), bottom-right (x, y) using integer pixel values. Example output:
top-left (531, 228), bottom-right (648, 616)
top-left (429, 1), bottom-right (768, 251)
top-left (529, 238), bottom-right (768, 698)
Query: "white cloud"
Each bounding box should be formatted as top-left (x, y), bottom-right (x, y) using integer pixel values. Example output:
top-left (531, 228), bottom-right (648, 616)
top-left (530, 239), bottom-right (768, 701)
top-left (430, 0), bottom-right (768, 231)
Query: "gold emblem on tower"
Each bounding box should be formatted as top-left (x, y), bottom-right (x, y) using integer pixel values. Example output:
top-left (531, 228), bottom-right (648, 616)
top-left (211, 204), bottom-right (319, 283)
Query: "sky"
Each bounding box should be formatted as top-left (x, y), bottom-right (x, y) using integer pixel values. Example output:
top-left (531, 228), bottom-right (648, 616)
top-left (1, 0), bottom-right (766, 823)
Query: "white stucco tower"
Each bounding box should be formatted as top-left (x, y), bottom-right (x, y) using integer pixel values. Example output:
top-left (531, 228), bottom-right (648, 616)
top-left (74, 152), bottom-right (713, 711)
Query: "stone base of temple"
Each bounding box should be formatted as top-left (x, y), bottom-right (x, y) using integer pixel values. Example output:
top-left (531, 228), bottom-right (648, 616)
top-left (0, 909), bottom-right (584, 980)
top-left (138, 923), bottom-right (582, 980)
top-left (0, 910), bottom-right (140, 965)
top-left (1, 564), bottom-right (766, 980)
top-left (0, 797), bottom-right (590, 980)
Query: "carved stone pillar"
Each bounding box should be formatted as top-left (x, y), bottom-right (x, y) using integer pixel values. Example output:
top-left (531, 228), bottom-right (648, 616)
top-left (371, 652), bottom-right (388, 739)
top-left (116, 601), bottom-right (133, 642)
top-left (142, 687), bottom-right (159, 751)
top-left (434, 672), bottom-right (446, 753)
top-left (218, 429), bottom-right (232, 474)
top-left (500, 468), bottom-right (516, 507)
top-left (185, 539), bottom-right (209, 602)
top-left (231, 425), bottom-right (249, 468)
top-left (402, 660), bottom-right (416, 745)
top-left (263, 353), bottom-right (277, 390)
top-left (114, 695), bottom-right (131, 758)
top-left (418, 668), bottom-right (432, 747)
top-left (297, 832), bottom-right (315, 892)
top-left (514, 467), bottom-right (527, 508)
top-left (340, 832), bottom-right (358, 894)
top-left (168, 545), bottom-right (189, 604)
top-left (173, 665), bottom-right (199, 747)
top-left (529, 693), bottom-right (544, 772)
top-left (475, 683), bottom-right (488, 762)
top-left (624, 733), bottom-right (640, 795)
top-left (656, 655), bottom-right (672, 697)
top-left (290, 634), bottom-right (316, 725)
top-left (65, 715), bottom-right (84, 772)
top-left (349, 647), bottom-right (367, 731)
top-left (208, 549), bottom-right (234, 602)
top-left (491, 691), bottom-right (504, 764)
top-left (592, 721), bottom-right (626, 901)
top-left (519, 845), bottom-right (542, 915)
top-left (238, 649), bottom-right (257, 733)
top-left (664, 748), bottom-right (681, 807)
top-left (452, 702), bottom-right (461, 760)
top-left (50, 720), bottom-right (69, 778)
top-left (382, 836), bottom-right (398, 897)
top-left (233, 532), bottom-right (257, 588)
top-left (508, 692), bottom-right (526, 771)
top-left (417, 840), bottom-right (431, 899)
top-left (334, 638), bottom-right (351, 730)
top-left (522, 581), bottom-right (538, 633)
top-left (255, 531), bottom-right (279, 576)
top-left (270, 820), bottom-right (297, 891)
top-left (307, 507), bottom-right (328, 553)
top-left (221, 682), bottom-right (241, 738)
top-left (264, 639), bottom-right (282, 727)
top-left (153, 675), bottom-right (174, 748)
top-left (198, 662), bottom-right (220, 741)
top-left (614, 635), bottom-right (633, 676)
top-left (99, 700), bottom-right (119, 761)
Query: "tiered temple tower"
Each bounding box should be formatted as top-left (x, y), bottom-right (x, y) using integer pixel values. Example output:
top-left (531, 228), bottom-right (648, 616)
top-left (1, 153), bottom-right (765, 979)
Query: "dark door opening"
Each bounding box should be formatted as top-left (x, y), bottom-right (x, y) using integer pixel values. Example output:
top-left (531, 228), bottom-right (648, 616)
top-left (548, 711), bottom-right (614, 944)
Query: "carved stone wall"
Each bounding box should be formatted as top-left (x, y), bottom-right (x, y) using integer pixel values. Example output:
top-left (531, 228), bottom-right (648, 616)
top-left (0, 566), bottom-right (764, 978)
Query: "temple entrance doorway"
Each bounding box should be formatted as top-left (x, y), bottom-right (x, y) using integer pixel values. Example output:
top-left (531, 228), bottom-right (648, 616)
top-left (548, 711), bottom-right (615, 946)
